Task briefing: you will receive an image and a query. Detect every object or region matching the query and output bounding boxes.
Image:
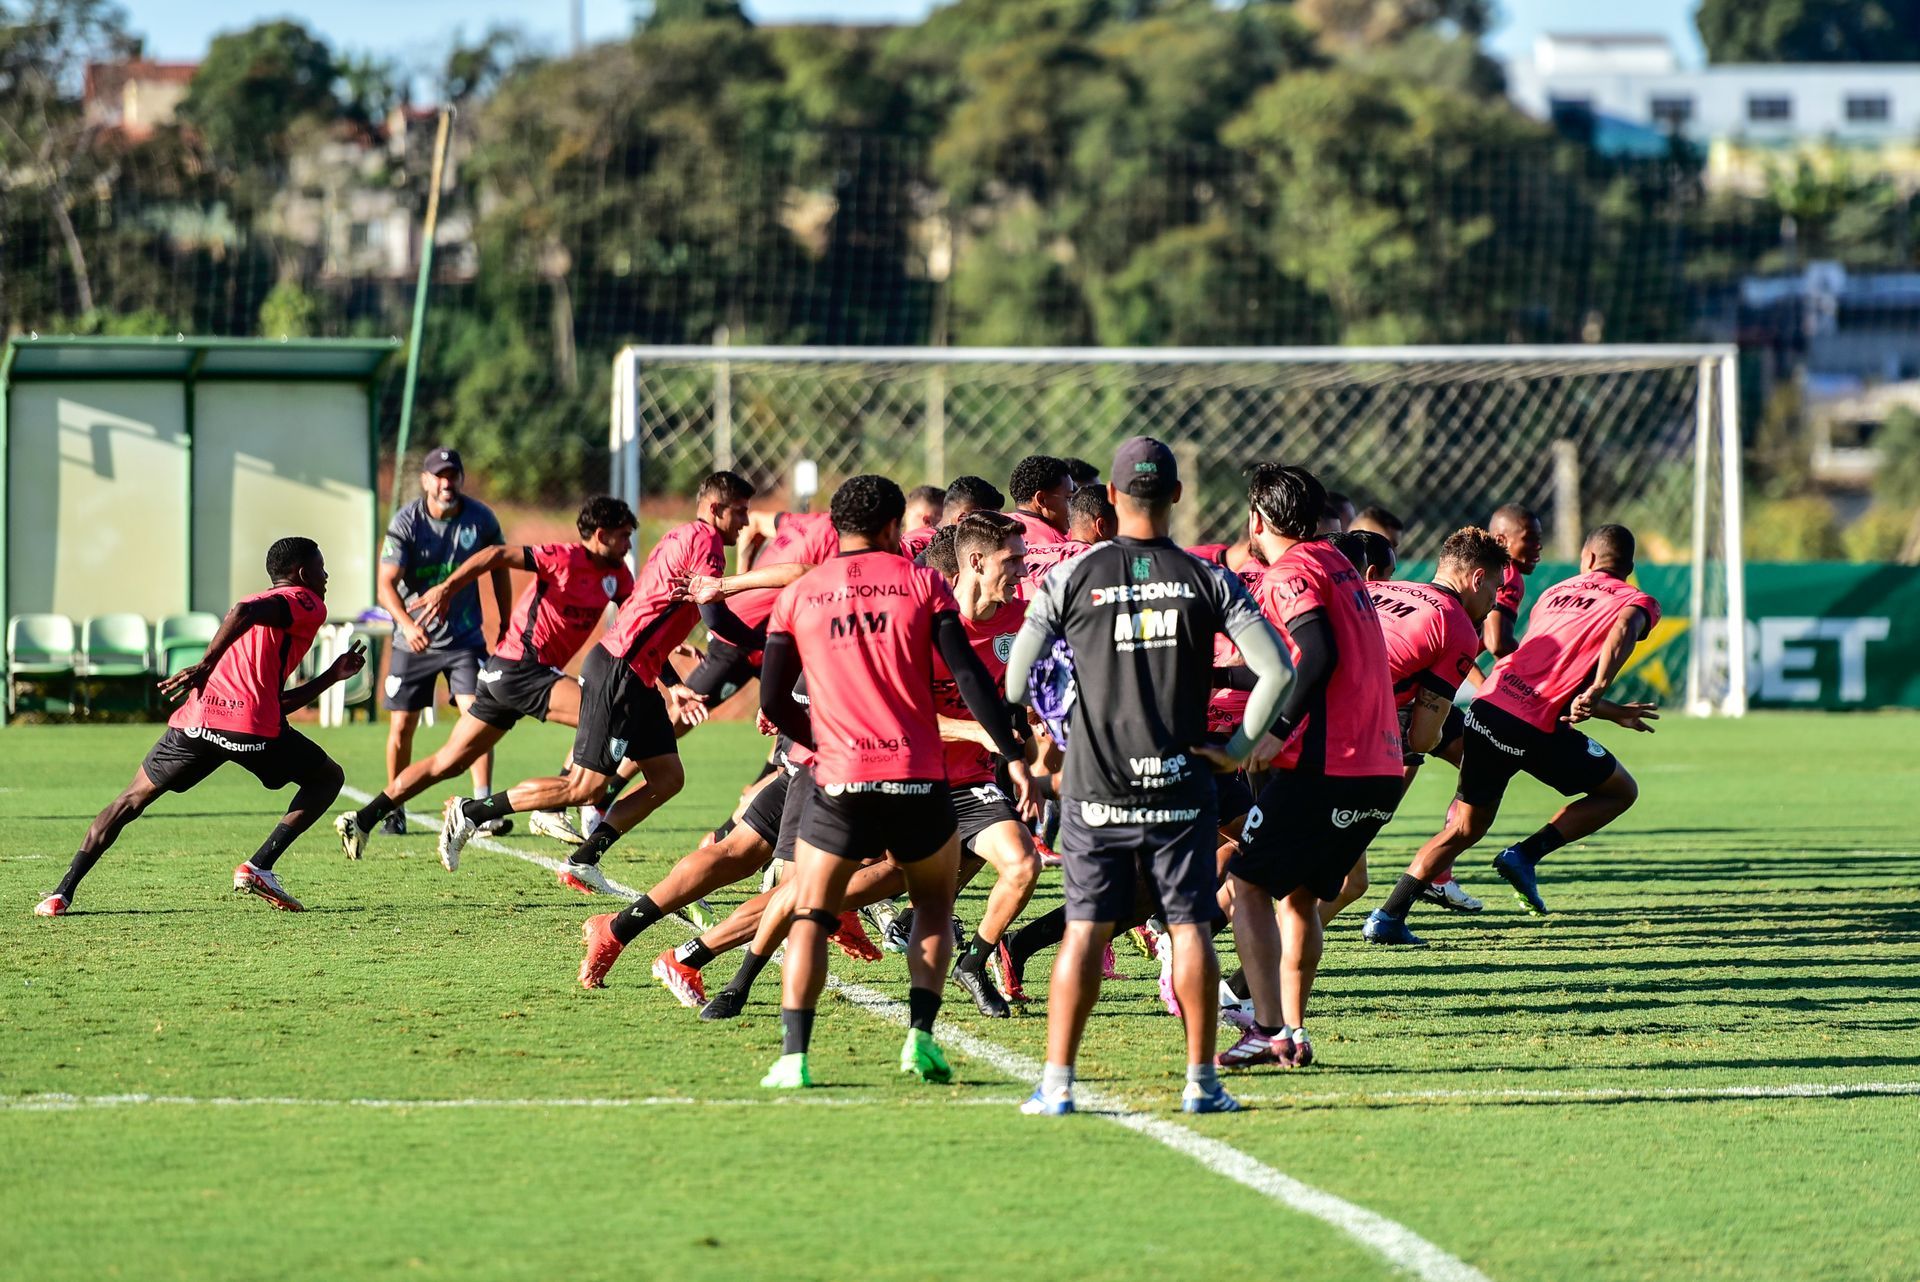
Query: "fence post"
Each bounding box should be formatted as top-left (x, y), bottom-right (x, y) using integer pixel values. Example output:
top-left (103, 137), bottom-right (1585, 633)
top-left (1551, 439), bottom-right (1582, 561)
top-left (1171, 441), bottom-right (1201, 546)
top-left (712, 325), bottom-right (734, 473)
top-left (925, 365), bottom-right (946, 485)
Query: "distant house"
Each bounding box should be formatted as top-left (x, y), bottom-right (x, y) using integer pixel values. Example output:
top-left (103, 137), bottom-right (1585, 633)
top-left (1506, 34), bottom-right (1920, 188)
top-left (82, 61), bottom-right (197, 138)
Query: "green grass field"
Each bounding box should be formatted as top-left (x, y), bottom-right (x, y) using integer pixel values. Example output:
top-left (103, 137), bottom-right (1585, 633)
top-left (4, 713), bottom-right (1918, 1281)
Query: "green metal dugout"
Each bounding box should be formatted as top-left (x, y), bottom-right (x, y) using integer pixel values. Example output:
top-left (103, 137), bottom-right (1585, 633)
top-left (0, 335), bottom-right (399, 631)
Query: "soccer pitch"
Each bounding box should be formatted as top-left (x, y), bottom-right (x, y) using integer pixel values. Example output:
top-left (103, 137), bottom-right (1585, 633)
top-left (4, 714), bottom-right (1917, 1282)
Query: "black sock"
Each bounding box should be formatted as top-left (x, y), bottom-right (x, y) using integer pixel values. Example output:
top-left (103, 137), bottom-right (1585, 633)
top-left (955, 931), bottom-right (993, 972)
top-left (673, 939), bottom-right (715, 970)
top-left (1008, 905), bottom-right (1067, 971)
top-left (1381, 873), bottom-right (1428, 919)
top-left (1256, 1021), bottom-right (1287, 1037)
top-left (54, 849), bottom-right (104, 901)
top-left (710, 816), bottom-right (737, 844)
top-left (354, 793), bottom-right (397, 829)
top-left (609, 894), bottom-right (664, 945)
top-left (781, 1006), bottom-right (815, 1055)
top-left (248, 823), bottom-right (299, 871)
top-left (569, 822), bottom-right (622, 868)
top-left (1226, 967), bottom-right (1250, 1000)
top-left (908, 985), bottom-right (941, 1033)
top-left (722, 947), bottom-right (770, 997)
top-left (461, 793), bottom-right (515, 824)
top-left (1515, 824), bottom-right (1567, 867)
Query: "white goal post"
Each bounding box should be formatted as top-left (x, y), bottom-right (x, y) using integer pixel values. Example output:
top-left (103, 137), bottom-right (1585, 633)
top-left (612, 344), bottom-right (1746, 716)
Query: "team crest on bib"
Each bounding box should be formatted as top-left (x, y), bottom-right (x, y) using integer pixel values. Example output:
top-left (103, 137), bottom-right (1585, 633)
top-left (1586, 738), bottom-right (1606, 757)
top-left (993, 633), bottom-right (1016, 663)
top-left (458, 525), bottom-right (477, 551)
top-left (602, 575), bottom-right (619, 598)
top-left (608, 736), bottom-right (628, 762)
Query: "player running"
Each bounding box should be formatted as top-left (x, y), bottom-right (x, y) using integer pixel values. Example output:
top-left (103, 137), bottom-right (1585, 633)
top-left (755, 475), bottom-right (1031, 1090)
top-left (1005, 437), bottom-right (1291, 1116)
top-left (335, 497), bottom-right (638, 859)
top-left (35, 538), bottom-right (365, 916)
top-left (437, 473), bottom-right (754, 884)
top-left (1214, 465), bottom-right (1402, 1073)
top-left (1354, 528), bottom-right (1512, 943)
top-left (1393, 524), bottom-right (1659, 919)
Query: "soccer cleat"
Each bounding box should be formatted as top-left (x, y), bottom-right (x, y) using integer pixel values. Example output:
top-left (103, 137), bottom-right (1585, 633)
top-left (675, 898), bottom-right (717, 931)
top-left (881, 910), bottom-right (912, 955)
top-left (334, 812), bottom-right (369, 861)
top-left (477, 816), bottom-right (513, 837)
top-left (580, 803), bottom-right (607, 835)
top-left (233, 862), bottom-right (304, 912)
top-left (379, 809), bottom-right (408, 837)
top-left (761, 1052), bottom-right (812, 1089)
top-left (1361, 910), bottom-right (1429, 948)
top-left (699, 989), bottom-right (747, 1021)
top-left (1126, 924), bottom-right (1160, 959)
top-left (951, 961), bottom-right (1011, 1018)
top-left (33, 892), bottom-right (69, 918)
top-left (860, 898), bottom-right (901, 945)
top-left (1032, 837), bottom-right (1062, 869)
top-left (437, 798), bottom-right (475, 872)
top-left (529, 810), bottom-right (586, 845)
top-left (949, 915), bottom-right (968, 951)
top-left (1215, 1027), bottom-right (1285, 1069)
top-left (900, 1027), bottom-right (953, 1084)
top-left (578, 913), bottom-right (624, 989)
top-left (1418, 878), bottom-right (1484, 913)
top-left (1101, 942), bottom-right (1124, 981)
top-left (1021, 1084), bottom-right (1074, 1115)
top-left (829, 910), bottom-right (883, 962)
top-left (992, 938), bottom-right (1029, 1003)
top-left (1156, 952), bottom-right (1182, 1019)
top-left (1219, 994), bottom-right (1257, 1033)
top-left (651, 949), bottom-right (707, 1008)
top-left (557, 860), bottom-right (614, 896)
top-left (1181, 1080), bottom-right (1244, 1114)
top-left (1289, 1028), bottom-right (1314, 1068)
top-left (1492, 848), bottom-right (1549, 915)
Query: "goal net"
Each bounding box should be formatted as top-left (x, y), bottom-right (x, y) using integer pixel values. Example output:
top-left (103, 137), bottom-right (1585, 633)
top-left (612, 345), bottom-right (1746, 716)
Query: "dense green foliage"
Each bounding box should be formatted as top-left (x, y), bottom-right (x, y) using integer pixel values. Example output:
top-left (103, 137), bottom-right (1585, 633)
top-left (1697, 0), bottom-right (1920, 63)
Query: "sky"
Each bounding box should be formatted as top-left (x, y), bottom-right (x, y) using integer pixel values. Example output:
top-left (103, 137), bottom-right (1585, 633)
top-left (129, 0), bottom-right (1709, 75)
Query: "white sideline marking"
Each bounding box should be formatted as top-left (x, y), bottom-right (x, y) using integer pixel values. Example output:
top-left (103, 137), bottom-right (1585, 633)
top-left (1237, 1081), bottom-right (1920, 1108)
top-left (350, 788), bottom-right (1492, 1282)
top-left (1, 1092), bottom-right (1025, 1113)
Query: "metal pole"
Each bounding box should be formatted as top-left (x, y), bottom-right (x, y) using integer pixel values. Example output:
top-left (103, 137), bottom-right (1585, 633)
top-left (1687, 358), bottom-right (1713, 716)
top-left (926, 366), bottom-right (946, 485)
top-left (390, 106), bottom-right (454, 520)
top-left (1550, 439), bottom-right (1582, 562)
top-left (1719, 352), bottom-right (1749, 716)
top-left (712, 326), bottom-right (733, 473)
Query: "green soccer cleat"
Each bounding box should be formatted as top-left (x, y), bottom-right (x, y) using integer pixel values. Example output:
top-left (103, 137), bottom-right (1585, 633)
top-left (760, 1052), bottom-right (812, 1089)
top-left (900, 1028), bottom-right (953, 1084)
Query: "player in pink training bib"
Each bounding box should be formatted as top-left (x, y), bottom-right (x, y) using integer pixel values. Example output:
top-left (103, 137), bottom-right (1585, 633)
top-left (35, 538), bottom-right (365, 918)
top-left (1401, 524), bottom-right (1661, 921)
top-left (1482, 503), bottom-right (1543, 659)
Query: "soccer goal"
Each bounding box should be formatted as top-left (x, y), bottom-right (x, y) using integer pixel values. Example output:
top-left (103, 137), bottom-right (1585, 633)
top-left (610, 345), bottom-right (1746, 716)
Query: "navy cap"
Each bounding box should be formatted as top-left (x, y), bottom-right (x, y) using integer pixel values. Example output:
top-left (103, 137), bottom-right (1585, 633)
top-left (421, 446), bottom-right (463, 475)
top-left (1111, 435), bottom-right (1178, 500)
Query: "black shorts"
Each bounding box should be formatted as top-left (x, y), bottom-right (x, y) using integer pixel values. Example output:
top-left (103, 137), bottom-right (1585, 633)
top-left (384, 645), bottom-right (484, 712)
top-left (1214, 770), bottom-right (1256, 826)
top-left (797, 779), bottom-right (955, 864)
top-left (739, 763), bottom-right (797, 846)
top-left (770, 763), bottom-right (812, 862)
top-left (1230, 771), bottom-right (1401, 902)
top-left (142, 726), bottom-right (335, 794)
top-left (683, 636), bottom-right (760, 702)
top-left (952, 781), bottom-right (1021, 853)
top-left (1399, 702), bottom-right (1466, 762)
top-left (1456, 701), bottom-right (1618, 808)
top-left (467, 656), bottom-right (571, 729)
top-left (570, 647), bottom-right (678, 777)
top-left (1060, 794), bottom-right (1221, 926)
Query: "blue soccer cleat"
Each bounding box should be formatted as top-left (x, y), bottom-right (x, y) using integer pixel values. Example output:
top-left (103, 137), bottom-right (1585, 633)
top-left (1361, 909), bottom-right (1428, 947)
top-left (1491, 848), bottom-right (1549, 916)
top-left (1020, 1084), bottom-right (1074, 1116)
top-left (1180, 1081), bottom-right (1244, 1114)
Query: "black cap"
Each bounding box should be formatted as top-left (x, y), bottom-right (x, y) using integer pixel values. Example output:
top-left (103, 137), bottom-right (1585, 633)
top-left (1111, 435), bottom-right (1178, 500)
top-left (421, 446), bottom-right (463, 476)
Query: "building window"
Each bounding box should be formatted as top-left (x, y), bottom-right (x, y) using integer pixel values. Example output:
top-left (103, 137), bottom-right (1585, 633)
top-left (1650, 95), bottom-right (1693, 128)
top-left (1748, 95), bottom-right (1793, 123)
top-left (1847, 95), bottom-right (1890, 122)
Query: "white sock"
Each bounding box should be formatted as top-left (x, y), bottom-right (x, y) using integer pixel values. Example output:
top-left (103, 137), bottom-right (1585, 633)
top-left (1041, 1063), bottom-right (1074, 1095)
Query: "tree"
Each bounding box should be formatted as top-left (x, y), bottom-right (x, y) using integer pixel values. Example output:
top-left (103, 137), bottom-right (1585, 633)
top-left (442, 26), bottom-right (533, 106)
top-left (641, 0), bottom-right (747, 31)
top-left (1697, 0), bottom-right (1920, 63)
top-left (178, 20), bottom-right (338, 159)
top-left (338, 51), bottom-right (404, 131)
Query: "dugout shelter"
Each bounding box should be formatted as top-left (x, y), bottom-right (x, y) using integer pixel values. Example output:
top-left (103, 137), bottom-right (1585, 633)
top-left (1, 335), bottom-right (397, 634)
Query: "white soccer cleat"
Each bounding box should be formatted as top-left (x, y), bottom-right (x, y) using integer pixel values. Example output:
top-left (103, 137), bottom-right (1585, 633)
top-left (33, 892), bottom-right (70, 918)
top-left (580, 803), bottom-right (607, 834)
top-left (438, 797), bottom-right (476, 872)
top-left (334, 811), bottom-right (369, 861)
top-left (557, 860), bottom-right (615, 896)
top-left (233, 862), bottom-right (305, 912)
top-left (530, 810), bottom-right (587, 845)
top-left (1418, 878), bottom-right (1485, 913)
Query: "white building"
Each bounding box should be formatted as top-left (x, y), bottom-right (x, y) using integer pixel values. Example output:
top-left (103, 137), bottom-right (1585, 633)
top-left (1508, 33), bottom-right (1920, 156)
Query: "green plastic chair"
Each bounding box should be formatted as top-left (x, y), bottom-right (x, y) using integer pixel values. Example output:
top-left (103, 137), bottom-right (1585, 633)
top-left (81, 614), bottom-right (153, 678)
top-left (156, 612), bottom-right (220, 679)
top-left (7, 614), bottom-right (77, 717)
